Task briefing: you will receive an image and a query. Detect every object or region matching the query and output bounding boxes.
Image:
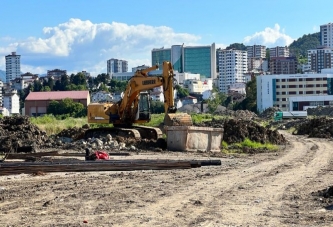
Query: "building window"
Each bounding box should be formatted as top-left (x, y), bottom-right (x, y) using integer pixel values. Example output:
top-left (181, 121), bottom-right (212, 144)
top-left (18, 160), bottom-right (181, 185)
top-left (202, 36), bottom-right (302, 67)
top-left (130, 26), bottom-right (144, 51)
top-left (282, 85), bottom-right (286, 88)
top-left (306, 78), bottom-right (314, 81)
top-left (282, 92), bottom-right (286, 95)
top-left (289, 85), bottom-right (296, 88)
top-left (299, 91), bottom-right (303, 94)
top-left (306, 91), bottom-right (314, 94)
top-left (282, 79), bottom-right (286, 82)
top-left (299, 78), bottom-right (303, 81)
top-left (289, 91), bottom-right (296, 95)
top-left (276, 79), bottom-right (280, 82)
top-left (306, 84), bottom-right (314, 88)
top-left (282, 98), bottom-right (287, 101)
top-left (276, 85), bottom-right (280, 88)
top-left (288, 79), bottom-right (296, 82)
top-left (282, 104), bottom-right (286, 107)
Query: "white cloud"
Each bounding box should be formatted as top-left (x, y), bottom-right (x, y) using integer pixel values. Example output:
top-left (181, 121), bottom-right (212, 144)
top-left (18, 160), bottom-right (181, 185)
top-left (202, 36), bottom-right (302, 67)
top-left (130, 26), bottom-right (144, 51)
top-left (243, 24), bottom-right (294, 47)
top-left (313, 25), bottom-right (320, 32)
top-left (0, 18), bottom-right (201, 75)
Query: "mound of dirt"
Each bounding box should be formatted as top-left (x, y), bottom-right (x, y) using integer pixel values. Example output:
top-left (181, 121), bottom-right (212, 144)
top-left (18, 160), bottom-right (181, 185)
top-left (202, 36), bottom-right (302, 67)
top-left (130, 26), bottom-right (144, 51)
top-left (195, 118), bottom-right (286, 145)
top-left (0, 116), bottom-right (49, 152)
top-left (307, 106), bottom-right (333, 116)
top-left (295, 117), bottom-right (333, 138)
top-left (56, 126), bottom-right (87, 140)
top-left (259, 107), bottom-right (280, 119)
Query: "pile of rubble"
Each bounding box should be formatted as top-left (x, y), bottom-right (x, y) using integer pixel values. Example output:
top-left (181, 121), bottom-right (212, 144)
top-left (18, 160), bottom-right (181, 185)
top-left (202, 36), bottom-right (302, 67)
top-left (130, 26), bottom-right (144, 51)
top-left (258, 107), bottom-right (280, 119)
top-left (307, 106), bottom-right (333, 116)
top-left (231, 110), bottom-right (258, 120)
top-left (0, 116), bottom-right (50, 152)
top-left (195, 118), bottom-right (286, 145)
top-left (295, 117), bottom-right (333, 138)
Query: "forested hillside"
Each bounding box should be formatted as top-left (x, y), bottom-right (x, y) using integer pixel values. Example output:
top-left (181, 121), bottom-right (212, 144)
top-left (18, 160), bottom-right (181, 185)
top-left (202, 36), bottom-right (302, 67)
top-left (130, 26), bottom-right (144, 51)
top-left (289, 32), bottom-right (320, 57)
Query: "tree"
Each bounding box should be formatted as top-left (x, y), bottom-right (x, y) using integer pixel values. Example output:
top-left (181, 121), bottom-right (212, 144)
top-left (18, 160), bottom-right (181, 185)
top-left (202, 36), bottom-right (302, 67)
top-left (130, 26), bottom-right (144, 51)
top-left (32, 80), bottom-right (42, 92)
top-left (207, 87), bottom-right (227, 114)
top-left (71, 72), bottom-right (87, 86)
top-left (225, 43), bottom-right (247, 51)
top-left (233, 79), bottom-right (257, 112)
top-left (175, 85), bottom-right (189, 99)
top-left (150, 101), bottom-right (164, 114)
top-left (47, 98), bottom-right (86, 117)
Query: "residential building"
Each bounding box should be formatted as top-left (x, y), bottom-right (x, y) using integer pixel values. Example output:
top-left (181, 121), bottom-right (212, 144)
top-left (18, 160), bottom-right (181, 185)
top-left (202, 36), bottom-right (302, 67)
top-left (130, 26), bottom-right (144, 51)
top-left (217, 48), bottom-right (248, 94)
top-left (247, 45), bottom-right (266, 58)
top-left (248, 57), bottom-right (268, 72)
top-left (307, 47), bottom-right (333, 73)
top-left (183, 79), bottom-right (213, 94)
top-left (47, 69), bottom-right (67, 79)
top-left (91, 91), bottom-right (113, 103)
top-left (0, 80), bottom-right (3, 106)
top-left (0, 107), bottom-right (9, 116)
top-left (270, 46), bottom-right (289, 57)
top-left (3, 89), bottom-right (20, 115)
top-left (269, 56), bottom-right (298, 74)
top-left (228, 83), bottom-right (246, 94)
top-left (151, 43), bottom-right (216, 79)
top-left (257, 72), bottom-right (333, 113)
top-left (10, 73), bottom-right (38, 91)
top-left (132, 65), bottom-right (150, 72)
top-left (5, 52), bottom-right (21, 83)
top-left (107, 58), bottom-right (128, 75)
top-left (150, 86), bottom-right (164, 102)
top-left (320, 23), bottom-right (333, 48)
top-left (24, 91), bottom-right (90, 116)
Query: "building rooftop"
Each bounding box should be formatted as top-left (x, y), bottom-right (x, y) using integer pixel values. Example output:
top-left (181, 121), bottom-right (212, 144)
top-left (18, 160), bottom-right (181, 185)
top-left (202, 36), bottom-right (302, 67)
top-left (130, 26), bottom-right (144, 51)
top-left (25, 91), bottom-right (89, 101)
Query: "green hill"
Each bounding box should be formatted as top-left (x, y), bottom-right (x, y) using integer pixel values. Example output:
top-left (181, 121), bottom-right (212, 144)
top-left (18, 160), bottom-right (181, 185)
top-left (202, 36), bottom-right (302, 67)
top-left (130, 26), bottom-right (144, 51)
top-left (289, 32), bottom-right (320, 57)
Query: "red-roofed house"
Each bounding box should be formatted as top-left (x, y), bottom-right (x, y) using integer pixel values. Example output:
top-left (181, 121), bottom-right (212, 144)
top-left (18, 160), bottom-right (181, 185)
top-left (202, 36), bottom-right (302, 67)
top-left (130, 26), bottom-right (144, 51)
top-left (24, 91), bottom-right (90, 116)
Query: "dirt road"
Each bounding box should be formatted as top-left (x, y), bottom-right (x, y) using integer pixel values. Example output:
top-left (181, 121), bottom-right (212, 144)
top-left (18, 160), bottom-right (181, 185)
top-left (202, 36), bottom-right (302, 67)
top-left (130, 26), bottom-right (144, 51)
top-left (0, 132), bottom-right (333, 227)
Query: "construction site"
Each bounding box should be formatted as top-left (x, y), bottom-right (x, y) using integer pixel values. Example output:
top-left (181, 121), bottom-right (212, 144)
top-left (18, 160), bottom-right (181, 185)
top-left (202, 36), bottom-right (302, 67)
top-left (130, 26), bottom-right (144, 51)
top-left (1, 106), bottom-right (333, 226)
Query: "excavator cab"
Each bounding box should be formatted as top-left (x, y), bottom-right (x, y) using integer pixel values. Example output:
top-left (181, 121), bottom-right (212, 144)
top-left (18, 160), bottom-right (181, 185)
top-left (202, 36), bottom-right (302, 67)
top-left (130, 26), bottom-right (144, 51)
top-left (135, 92), bottom-right (151, 121)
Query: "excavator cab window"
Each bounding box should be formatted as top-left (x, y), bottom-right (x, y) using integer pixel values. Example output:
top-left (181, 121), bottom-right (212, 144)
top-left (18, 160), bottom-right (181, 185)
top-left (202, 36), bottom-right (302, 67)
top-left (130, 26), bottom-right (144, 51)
top-left (138, 92), bottom-right (151, 121)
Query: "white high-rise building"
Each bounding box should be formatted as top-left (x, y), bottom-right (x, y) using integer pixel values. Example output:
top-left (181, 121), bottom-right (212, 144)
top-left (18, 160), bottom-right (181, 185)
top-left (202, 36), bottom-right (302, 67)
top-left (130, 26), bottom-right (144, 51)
top-left (5, 52), bottom-right (21, 83)
top-left (107, 58), bottom-right (128, 75)
top-left (270, 46), bottom-right (289, 57)
top-left (0, 80), bottom-right (3, 106)
top-left (320, 23), bottom-right (333, 48)
top-left (247, 45), bottom-right (266, 58)
top-left (3, 89), bottom-right (20, 114)
top-left (217, 49), bottom-right (248, 94)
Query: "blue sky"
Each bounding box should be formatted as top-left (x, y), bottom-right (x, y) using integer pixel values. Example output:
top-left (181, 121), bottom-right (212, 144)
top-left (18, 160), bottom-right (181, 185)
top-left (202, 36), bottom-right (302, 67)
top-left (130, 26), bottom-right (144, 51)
top-left (0, 0), bottom-right (332, 76)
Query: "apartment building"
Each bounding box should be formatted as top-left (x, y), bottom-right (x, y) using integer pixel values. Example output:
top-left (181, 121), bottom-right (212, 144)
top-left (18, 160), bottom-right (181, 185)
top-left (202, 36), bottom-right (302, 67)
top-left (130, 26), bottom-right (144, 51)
top-left (269, 56), bottom-right (298, 74)
top-left (247, 45), bottom-right (266, 58)
top-left (217, 48), bottom-right (248, 94)
top-left (269, 46), bottom-right (289, 57)
top-left (320, 23), bottom-right (333, 48)
top-left (257, 73), bottom-right (333, 112)
top-left (307, 47), bottom-right (333, 73)
top-left (107, 58), bottom-right (128, 75)
top-left (47, 69), bottom-right (67, 79)
top-left (5, 52), bottom-right (21, 83)
top-left (151, 43), bottom-right (216, 79)
top-left (3, 89), bottom-right (20, 114)
top-left (248, 57), bottom-right (268, 72)
top-left (0, 80), bottom-right (3, 106)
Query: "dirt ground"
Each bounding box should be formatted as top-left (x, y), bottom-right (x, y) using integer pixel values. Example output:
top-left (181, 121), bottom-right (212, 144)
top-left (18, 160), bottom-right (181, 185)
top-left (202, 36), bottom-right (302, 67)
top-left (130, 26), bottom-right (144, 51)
top-left (1, 131), bottom-right (333, 227)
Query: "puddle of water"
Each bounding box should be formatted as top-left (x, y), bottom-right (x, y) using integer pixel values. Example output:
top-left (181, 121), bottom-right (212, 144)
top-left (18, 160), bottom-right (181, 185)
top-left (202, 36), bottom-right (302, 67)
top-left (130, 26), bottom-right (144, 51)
top-left (325, 205), bottom-right (333, 211)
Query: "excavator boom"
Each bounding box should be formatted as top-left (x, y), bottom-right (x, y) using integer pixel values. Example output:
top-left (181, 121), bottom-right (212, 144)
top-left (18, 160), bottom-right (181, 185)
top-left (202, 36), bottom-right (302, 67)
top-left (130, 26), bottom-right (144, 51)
top-left (87, 61), bottom-right (192, 140)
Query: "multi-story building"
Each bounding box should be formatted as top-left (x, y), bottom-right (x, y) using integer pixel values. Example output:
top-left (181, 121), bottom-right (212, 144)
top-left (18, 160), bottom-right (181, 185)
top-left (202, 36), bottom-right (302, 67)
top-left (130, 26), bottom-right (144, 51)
top-left (257, 72), bottom-right (333, 112)
top-left (132, 65), bottom-right (150, 72)
top-left (307, 47), bottom-right (333, 73)
top-left (5, 52), bottom-right (21, 83)
top-left (107, 58), bottom-right (128, 75)
top-left (270, 57), bottom-right (298, 74)
top-left (247, 45), bottom-right (266, 58)
top-left (3, 89), bottom-right (20, 114)
top-left (47, 69), bottom-right (67, 79)
top-left (217, 48), bottom-right (248, 94)
top-left (320, 23), bottom-right (333, 48)
top-left (151, 43), bottom-right (216, 79)
top-left (269, 46), bottom-right (289, 57)
top-left (248, 57), bottom-right (268, 72)
top-left (0, 80), bottom-right (3, 106)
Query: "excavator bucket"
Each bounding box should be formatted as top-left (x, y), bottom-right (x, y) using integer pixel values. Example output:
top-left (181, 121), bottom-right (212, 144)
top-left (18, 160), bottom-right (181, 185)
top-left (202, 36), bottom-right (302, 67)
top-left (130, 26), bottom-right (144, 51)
top-left (164, 113), bottom-right (193, 126)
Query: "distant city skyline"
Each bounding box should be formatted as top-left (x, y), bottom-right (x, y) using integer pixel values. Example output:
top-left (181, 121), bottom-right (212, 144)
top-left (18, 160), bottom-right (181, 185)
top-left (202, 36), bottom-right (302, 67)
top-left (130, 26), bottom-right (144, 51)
top-left (1, 0), bottom-right (333, 76)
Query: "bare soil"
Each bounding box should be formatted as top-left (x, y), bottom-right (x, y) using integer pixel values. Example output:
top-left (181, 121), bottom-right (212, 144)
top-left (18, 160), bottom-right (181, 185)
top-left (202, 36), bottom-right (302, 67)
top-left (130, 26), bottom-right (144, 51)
top-left (1, 131), bottom-right (333, 227)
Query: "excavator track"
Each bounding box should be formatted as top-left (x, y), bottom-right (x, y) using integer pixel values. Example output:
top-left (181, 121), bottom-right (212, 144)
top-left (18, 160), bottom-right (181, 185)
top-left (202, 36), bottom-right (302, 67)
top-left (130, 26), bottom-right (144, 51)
top-left (84, 126), bottom-right (162, 140)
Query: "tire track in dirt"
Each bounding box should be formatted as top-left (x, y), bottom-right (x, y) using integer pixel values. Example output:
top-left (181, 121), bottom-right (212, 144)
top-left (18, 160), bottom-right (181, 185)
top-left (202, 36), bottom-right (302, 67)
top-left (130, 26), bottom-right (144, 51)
top-left (127, 134), bottom-right (328, 227)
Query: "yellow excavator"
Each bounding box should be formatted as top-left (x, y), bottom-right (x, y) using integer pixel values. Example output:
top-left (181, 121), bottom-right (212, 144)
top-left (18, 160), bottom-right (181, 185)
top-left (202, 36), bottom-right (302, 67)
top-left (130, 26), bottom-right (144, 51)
top-left (86, 61), bottom-right (192, 140)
